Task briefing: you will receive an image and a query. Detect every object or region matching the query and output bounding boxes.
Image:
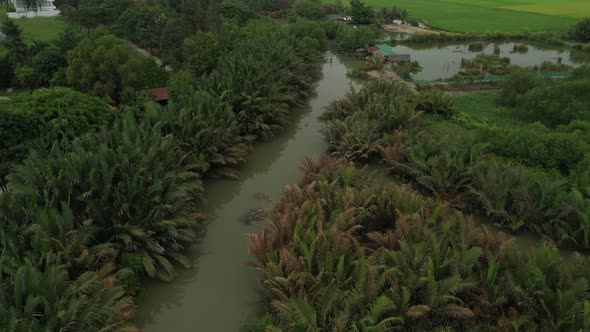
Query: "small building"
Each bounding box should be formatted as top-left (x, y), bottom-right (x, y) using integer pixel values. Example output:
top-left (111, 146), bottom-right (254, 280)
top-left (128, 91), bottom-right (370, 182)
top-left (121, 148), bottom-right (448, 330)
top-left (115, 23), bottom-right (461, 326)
top-left (392, 19), bottom-right (404, 25)
top-left (387, 54), bottom-right (411, 63)
top-left (9, 0), bottom-right (59, 18)
top-left (8, 0), bottom-right (59, 18)
top-left (148, 87), bottom-right (170, 104)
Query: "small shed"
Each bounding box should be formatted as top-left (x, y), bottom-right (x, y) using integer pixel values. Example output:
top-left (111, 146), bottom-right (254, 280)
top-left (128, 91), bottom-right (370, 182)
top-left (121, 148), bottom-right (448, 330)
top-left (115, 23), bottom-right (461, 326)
top-left (387, 54), bottom-right (411, 63)
top-left (147, 87), bottom-right (170, 104)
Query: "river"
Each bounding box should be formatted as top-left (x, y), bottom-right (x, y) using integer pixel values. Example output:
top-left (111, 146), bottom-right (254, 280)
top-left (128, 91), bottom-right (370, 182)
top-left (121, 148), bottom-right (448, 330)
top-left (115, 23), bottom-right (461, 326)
top-left (136, 53), bottom-right (358, 331)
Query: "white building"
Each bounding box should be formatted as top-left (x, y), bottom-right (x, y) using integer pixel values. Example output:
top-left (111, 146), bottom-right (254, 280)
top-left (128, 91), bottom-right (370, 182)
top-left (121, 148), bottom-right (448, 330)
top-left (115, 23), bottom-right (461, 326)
top-left (8, 0), bottom-right (60, 18)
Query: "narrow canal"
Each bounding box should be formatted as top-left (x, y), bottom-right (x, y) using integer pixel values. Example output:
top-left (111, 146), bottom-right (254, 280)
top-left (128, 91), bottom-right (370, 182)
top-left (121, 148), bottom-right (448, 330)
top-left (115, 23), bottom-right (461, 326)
top-left (136, 53), bottom-right (358, 331)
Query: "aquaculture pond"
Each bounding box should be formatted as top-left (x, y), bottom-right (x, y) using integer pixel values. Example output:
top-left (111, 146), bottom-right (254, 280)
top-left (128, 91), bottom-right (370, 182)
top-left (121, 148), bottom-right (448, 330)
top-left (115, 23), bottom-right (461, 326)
top-left (392, 42), bottom-right (589, 81)
top-left (136, 54), bottom-right (359, 331)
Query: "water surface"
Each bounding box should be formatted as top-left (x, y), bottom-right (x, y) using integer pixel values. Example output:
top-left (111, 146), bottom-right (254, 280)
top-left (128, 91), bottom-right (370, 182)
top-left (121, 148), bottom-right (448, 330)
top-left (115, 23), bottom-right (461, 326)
top-left (394, 42), bottom-right (586, 81)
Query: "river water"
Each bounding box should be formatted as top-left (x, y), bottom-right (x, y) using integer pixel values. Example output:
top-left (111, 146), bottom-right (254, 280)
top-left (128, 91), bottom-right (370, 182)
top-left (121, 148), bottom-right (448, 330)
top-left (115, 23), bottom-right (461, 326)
top-left (136, 53), bottom-right (357, 331)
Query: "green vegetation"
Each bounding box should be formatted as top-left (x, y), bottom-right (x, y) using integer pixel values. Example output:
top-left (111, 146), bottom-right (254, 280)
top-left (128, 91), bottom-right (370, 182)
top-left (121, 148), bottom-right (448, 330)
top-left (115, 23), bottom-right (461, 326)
top-left (66, 29), bottom-right (167, 102)
top-left (14, 17), bottom-right (68, 43)
top-left (0, 1), bottom-right (328, 325)
top-left (317, 71), bottom-right (590, 250)
top-left (454, 91), bottom-right (524, 128)
top-left (325, 0), bottom-right (580, 33)
top-left (250, 157), bottom-right (590, 330)
top-left (3, 0), bottom-right (590, 330)
top-left (0, 87), bottom-right (113, 191)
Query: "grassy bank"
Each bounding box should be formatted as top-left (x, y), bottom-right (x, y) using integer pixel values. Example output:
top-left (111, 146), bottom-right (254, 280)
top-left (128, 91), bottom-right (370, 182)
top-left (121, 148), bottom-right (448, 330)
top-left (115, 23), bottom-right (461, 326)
top-left (328, 0), bottom-right (580, 33)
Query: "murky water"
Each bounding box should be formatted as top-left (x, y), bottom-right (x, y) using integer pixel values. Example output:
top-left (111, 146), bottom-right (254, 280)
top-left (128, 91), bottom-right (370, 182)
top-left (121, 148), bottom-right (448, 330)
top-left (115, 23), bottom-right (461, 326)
top-left (347, 42), bottom-right (589, 81)
top-left (136, 54), bottom-right (358, 332)
top-left (395, 42), bottom-right (588, 81)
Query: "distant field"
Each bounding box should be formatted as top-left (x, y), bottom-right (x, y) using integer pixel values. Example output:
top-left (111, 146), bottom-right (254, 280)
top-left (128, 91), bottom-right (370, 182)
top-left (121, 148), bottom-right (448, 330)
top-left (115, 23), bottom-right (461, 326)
top-left (1, 7), bottom-right (66, 42)
top-left (332, 0), bottom-right (584, 33)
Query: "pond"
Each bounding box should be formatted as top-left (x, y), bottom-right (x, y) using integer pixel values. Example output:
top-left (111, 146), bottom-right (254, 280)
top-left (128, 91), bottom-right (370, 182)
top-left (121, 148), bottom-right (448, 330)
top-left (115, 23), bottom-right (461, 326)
top-left (394, 42), bottom-right (589, 81)
top-left (345, 40), bottom-right (589, 82)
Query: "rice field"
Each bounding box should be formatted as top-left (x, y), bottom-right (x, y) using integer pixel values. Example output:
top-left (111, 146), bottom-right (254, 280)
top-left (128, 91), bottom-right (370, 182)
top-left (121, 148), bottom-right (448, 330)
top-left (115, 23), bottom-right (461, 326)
top-left (332, 0), bottom-right (586, 33)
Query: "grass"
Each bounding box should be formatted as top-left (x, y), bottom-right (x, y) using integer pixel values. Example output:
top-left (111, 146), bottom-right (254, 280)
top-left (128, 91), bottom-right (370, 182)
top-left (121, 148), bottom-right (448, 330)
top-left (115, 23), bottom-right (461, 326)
top-left (454, 91), bottom-right (525, 127)
top-left (331, 0), bottom-right (582, 33)
top-left (14, 17), bottom-right (67, 43)
top-left (1, 6), bottom-right (67, 43)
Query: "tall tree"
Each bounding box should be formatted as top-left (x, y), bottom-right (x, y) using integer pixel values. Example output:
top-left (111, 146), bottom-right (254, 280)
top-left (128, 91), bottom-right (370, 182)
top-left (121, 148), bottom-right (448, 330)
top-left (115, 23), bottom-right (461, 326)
top-left (348, 0), bottom-right (373, 24)
top-left (1, 19), bottom-right (27, 67)
top-left (66, 30), bottom-right (167, 101)
top-left (570, 18), bottom-right (590, 43)
top-left (182, 31), bottom-right (220, 77)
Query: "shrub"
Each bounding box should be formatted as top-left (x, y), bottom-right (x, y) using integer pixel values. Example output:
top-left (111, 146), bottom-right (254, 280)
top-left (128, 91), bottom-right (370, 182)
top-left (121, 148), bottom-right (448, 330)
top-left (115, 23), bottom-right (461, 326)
top-left (498, 68), bottom-right (540, 106)
top-left (520, 79), bottom-right (590, 127)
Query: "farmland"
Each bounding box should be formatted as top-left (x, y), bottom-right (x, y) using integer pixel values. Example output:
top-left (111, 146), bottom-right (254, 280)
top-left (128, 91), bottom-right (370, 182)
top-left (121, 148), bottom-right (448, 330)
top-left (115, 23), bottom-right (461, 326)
top-left (331, 0), bottom-right (585, 33)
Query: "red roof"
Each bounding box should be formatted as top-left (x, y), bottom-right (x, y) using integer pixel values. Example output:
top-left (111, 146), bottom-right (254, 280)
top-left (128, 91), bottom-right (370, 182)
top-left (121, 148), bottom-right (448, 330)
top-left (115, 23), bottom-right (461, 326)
top-left (148, 87), bottom-right (169, 102)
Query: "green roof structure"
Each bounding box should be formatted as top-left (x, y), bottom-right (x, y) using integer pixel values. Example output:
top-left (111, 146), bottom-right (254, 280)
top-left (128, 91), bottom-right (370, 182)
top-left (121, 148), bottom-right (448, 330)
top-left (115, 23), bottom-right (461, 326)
top-left (376, 44), bottom-right (396, 57)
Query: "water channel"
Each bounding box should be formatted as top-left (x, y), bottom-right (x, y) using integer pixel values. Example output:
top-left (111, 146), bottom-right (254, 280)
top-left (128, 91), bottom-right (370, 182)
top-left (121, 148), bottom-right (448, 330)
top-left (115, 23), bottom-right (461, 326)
top-left (136, 53), bottom-right (358, 331)
top-left (137, 44), bottom-right (587, 330)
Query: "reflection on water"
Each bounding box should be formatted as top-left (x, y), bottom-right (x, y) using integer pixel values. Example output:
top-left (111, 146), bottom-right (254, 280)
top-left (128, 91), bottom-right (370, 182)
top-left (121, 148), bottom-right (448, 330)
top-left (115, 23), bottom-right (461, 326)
top-left (136, 54), bottom-right (358, 332)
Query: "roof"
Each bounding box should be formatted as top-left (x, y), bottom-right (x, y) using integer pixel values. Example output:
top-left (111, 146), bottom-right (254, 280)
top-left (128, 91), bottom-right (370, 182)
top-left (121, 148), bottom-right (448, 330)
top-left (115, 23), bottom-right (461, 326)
top-left (147, 87), bottom-right (169, 102)
top-left (387, 54), bottom-right (411, 62)
top-left (327, 14), bottom-right (343, 20)
top-left (376, 44), bottom-right (396, 57)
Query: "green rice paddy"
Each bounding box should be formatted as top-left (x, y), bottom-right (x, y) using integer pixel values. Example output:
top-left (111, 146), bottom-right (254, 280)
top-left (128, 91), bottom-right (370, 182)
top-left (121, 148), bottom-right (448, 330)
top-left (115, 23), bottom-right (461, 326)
top-left (332, 0), bottom-right (587, 33)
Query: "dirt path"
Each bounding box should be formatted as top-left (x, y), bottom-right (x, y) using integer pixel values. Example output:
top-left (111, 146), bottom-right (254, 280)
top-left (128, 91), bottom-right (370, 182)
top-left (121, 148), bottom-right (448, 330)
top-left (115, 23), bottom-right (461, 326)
top-left (127, 41), bottom-right (173, 72)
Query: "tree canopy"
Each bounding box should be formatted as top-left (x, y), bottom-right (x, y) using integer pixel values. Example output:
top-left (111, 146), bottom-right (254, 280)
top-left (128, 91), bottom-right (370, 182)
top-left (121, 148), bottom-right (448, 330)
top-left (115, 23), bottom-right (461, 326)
top-left (66, 30), bottom-right (167, 102)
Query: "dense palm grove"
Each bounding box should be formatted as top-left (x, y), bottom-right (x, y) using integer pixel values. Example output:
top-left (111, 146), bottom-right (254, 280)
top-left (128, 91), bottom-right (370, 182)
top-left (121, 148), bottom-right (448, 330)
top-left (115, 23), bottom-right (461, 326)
top-left (318, 74), bottom-right (590, 252)
top-left (0, 0), bottom-right (330, 328)
top-left (250, 158), bottom-right (590, 330)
